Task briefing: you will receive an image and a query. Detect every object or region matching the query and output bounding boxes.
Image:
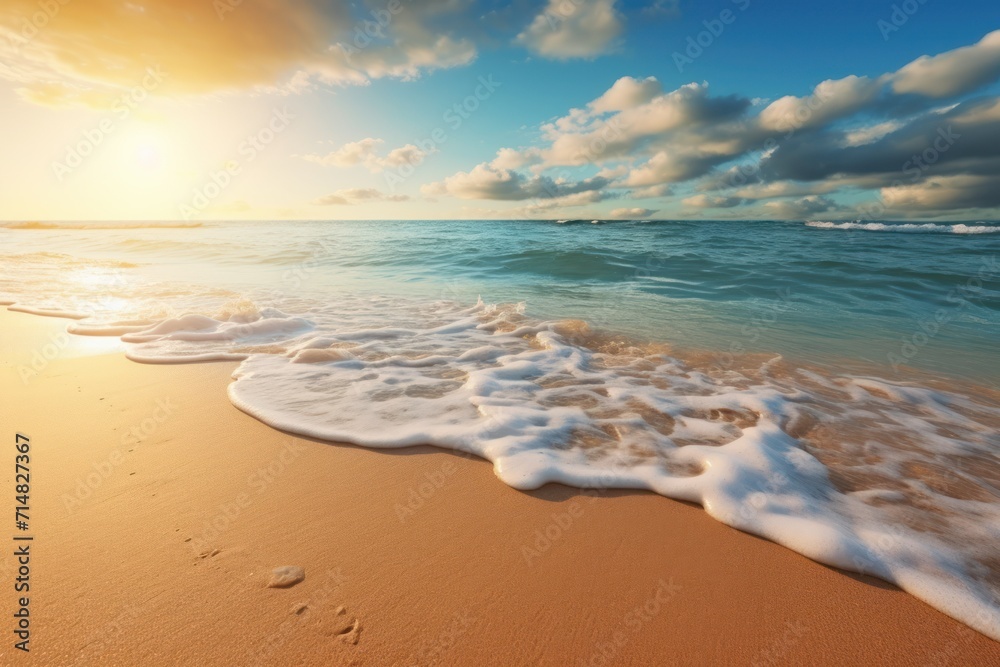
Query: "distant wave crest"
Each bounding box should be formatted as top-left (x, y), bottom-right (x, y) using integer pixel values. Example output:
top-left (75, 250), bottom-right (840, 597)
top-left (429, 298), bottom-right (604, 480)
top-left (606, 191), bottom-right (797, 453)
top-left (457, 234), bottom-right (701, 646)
top-left (806, 221), bottom-right (1000, 234)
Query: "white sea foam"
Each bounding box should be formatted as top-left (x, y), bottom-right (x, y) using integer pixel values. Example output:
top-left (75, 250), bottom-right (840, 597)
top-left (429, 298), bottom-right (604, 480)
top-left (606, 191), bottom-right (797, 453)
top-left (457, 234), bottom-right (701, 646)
top-left (806, 221), bottom-right (1000, 234)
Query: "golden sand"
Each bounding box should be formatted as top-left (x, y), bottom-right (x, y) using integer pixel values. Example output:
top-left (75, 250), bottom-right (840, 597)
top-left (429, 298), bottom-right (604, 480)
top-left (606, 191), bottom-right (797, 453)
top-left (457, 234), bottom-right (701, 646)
top-left (2, 309), bottom-right (998, 665)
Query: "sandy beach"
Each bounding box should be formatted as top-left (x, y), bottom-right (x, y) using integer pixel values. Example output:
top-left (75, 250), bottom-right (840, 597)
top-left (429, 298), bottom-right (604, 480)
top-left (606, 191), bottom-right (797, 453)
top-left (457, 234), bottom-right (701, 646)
top-left (4, 2), bottom-right (1000, 662)
top-left (2, 308), bottom-right (997, 665)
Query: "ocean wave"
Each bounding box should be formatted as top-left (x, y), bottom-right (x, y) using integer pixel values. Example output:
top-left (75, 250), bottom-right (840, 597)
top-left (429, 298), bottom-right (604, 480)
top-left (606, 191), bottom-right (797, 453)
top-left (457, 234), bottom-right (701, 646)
top-left (2, 222), bottom-right (204, 230)
top-left (806, 221), bottom-right (1000, 234)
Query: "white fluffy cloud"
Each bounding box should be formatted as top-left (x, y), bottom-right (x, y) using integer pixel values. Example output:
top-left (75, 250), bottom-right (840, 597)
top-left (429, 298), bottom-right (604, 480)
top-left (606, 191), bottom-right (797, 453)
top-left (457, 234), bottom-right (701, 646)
top-left (631, 184), bottom-right (673, 198)
top-left (490, 147), bottom-right (543, 170)
top-left (302, 139), bottom-right (432, 172)
top-left (590, 76), bottom-right (661, 113)
top-left (302, 139), bottom-right (383, 168)
top-left (516, 0), bottom-right (623, 59)
top-left (891, 30), bottom-right (1000, 98)
top-left (757, 75), bottom-right (883, 133)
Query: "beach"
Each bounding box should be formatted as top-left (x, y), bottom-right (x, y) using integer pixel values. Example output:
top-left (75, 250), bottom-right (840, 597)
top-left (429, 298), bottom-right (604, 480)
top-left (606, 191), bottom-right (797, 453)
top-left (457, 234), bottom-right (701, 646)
top-left (4, 3), bottom-right (1000, 663)
top-left (4, 308), bottom-right (998, 665)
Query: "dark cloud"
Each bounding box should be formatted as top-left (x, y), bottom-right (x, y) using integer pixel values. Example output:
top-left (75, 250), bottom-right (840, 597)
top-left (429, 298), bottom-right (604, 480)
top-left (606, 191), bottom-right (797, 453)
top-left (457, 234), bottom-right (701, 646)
top-left (759, 98), bottom-right (1000, 186)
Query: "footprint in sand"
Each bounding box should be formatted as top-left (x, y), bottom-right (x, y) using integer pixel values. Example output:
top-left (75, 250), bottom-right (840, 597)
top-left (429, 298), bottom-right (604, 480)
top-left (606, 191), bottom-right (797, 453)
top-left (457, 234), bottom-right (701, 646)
top-left (337, 618), bottom-right (362, 645)
top-left (318, 606), bottom-right (362, 645)
top-left (276, 579), bottom-right (362, 646)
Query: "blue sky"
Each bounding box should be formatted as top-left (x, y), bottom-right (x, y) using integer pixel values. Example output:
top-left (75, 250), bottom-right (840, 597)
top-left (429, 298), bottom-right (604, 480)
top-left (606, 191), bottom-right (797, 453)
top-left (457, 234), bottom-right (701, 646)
top-left (1, 0), bottom-right (999, 220)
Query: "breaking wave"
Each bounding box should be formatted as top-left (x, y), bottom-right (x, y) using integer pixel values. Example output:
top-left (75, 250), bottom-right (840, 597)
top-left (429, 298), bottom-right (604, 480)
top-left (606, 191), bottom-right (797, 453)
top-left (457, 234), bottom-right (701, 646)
top-left (806, 221), bottom-right (1000, 234)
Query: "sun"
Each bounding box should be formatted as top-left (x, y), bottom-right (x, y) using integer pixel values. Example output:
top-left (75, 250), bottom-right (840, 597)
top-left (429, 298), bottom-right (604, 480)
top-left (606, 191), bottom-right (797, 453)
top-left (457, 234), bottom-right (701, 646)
top-left (82, 119), bottom-right (191, 216)
top-left (121, 124), bottom-right (168, 171)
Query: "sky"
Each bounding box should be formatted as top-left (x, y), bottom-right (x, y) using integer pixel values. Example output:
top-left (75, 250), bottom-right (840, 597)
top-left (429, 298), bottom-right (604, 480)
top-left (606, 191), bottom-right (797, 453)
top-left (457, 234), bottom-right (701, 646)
top-left (1, 0), bottom-right (999, 221)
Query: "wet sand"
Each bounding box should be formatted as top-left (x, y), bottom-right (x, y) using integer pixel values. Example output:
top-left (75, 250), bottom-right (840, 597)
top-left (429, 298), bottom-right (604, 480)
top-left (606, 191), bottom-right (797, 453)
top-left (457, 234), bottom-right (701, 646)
top-left (2, 308), bottom-right (998, 665)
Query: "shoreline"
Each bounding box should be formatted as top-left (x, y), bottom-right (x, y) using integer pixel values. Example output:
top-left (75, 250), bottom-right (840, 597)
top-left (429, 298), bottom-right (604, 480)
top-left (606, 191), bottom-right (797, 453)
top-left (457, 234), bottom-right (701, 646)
top-left (2, 307), bottom-right (999, 665)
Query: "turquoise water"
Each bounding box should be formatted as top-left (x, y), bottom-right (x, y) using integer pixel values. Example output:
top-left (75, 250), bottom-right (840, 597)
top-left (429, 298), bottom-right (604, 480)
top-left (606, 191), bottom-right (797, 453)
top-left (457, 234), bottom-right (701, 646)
top-left (6, 219), bottom-right (996, 382)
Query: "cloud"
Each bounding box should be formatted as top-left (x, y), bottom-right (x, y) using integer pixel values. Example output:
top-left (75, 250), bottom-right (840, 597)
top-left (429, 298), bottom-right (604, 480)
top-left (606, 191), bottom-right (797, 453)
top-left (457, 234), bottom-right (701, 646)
top-left (891, 30), bottom-right (1000, 98)
top-left (555, 190), bottom-right (614, 206)
top-left (624, 150), bottom-right (732, 186)
top-left (589, 76), bottom-right (661, 113)
top-left (609, 207), bottom-right (656, 218)
top-left (682, 194), bottom-right (746, 209)
top-left (881, 175), bottom-right (1000, 211)
top-left (0, 0), bottom-right (480, 106)
top-left (525, 190), bottom-right (615, 209)
top-left (516, 0), bottom-right (623, 59)
top-left (539, 81), bottom-right (751, 168)
top-left (763, 196), bottom-right (836, 219)
top-left (489, 147), bottom-right (542, 170)
top-left (758, 97), bottom-right (1000, 186)
top-left (730, 180), bottom-right (843, 200)
top-left (1, 0), bottom-right (344, 102)
top-left (302, 139), bottom-right (384, 168)
top-left (312, 188), bottom-right (409, 205)
top-left (464, 188), bottom-right (617, 219)
top-left (631, 184), bottom-right (672, 198)
top-left (423, 163), bottom-right (609, 201)
top-left (757, 75), bottom-right (883, 134)
top-left (302, 138), bottom-right (431, 172)
top-left (841, 120), bottom-right (905, 147)
top-left (383, 144), bottom-right (430, 168)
